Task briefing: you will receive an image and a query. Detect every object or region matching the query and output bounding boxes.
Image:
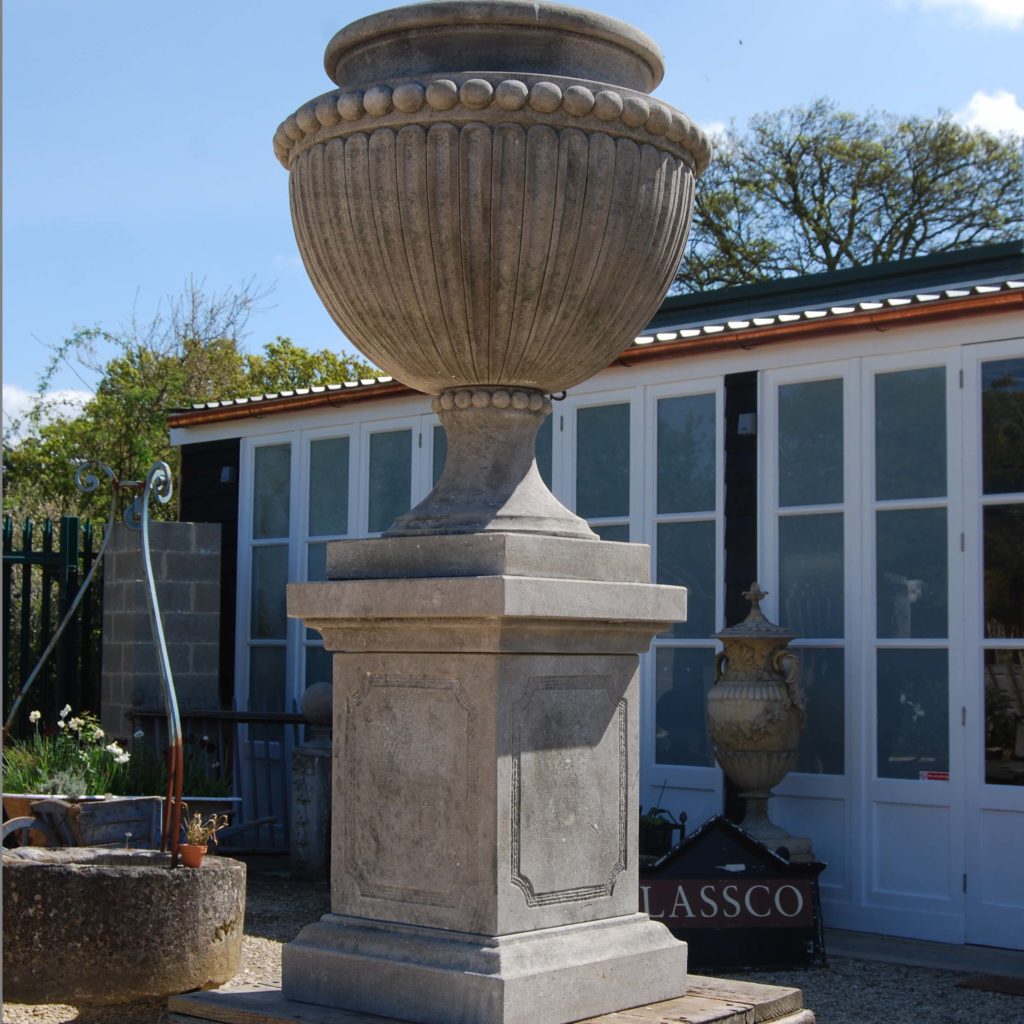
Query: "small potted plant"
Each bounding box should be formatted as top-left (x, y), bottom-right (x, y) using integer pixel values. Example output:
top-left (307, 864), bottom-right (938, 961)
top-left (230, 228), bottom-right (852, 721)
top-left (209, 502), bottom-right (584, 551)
top-left (179, 806), bottom-right (230, 868)
top-left (639, 782), bottom-right (685, 859)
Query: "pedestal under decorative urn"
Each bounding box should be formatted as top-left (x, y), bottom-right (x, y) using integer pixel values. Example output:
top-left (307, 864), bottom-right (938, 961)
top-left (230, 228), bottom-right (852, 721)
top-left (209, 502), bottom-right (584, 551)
top-left (708, 584), bottom-right (815, 862)
top-left (276, 5), bottom-right (710, 1024)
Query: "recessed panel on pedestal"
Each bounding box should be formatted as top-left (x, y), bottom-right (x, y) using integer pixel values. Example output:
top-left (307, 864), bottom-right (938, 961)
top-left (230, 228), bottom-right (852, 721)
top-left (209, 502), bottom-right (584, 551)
top-left (511, 677), bottom-right (627, 905)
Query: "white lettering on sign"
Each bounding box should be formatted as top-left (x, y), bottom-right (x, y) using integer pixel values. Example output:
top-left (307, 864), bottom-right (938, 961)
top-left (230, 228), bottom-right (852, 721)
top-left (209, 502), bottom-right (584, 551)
top-left (774, 884), bottom-right (805, 918)
top-left (638, 878), bottom-right (815, 928)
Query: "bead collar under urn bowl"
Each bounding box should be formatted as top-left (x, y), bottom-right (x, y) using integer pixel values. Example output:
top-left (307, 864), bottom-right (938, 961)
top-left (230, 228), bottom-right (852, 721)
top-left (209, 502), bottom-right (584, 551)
top-left (275, 0), bottom-right (712, 538)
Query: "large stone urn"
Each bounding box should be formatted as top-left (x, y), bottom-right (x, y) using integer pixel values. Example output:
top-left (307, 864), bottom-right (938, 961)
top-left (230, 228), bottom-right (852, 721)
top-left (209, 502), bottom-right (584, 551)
top-left (707, 584), bottom-right (814, 862)
top-left (274, 5), bottom-right (709, 1024)
top-left (274, 0), bottom-right (710, 539)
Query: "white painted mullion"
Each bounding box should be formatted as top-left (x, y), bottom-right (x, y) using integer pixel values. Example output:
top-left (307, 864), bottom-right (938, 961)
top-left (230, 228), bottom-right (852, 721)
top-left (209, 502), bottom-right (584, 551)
top-left (234, 438), bottom-right (256, 713)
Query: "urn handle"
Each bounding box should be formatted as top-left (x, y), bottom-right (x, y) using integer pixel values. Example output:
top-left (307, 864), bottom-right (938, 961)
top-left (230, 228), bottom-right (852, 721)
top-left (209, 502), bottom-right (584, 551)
top-left (771, 648), bottom-right (805, 720)
top-left (713, 650), bottom-right (728, 683)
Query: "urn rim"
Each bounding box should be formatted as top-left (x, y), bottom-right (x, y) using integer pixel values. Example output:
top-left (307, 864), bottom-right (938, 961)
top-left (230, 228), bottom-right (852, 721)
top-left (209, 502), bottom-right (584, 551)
top-left (324, 0), bottom-right (665, 93)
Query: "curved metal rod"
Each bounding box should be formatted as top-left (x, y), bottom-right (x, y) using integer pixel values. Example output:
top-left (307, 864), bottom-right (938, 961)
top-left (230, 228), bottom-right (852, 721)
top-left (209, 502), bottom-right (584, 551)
top-left (3, 463), bottom-right (118, 736)
top-left (136, 461), bottom-right (185, 866)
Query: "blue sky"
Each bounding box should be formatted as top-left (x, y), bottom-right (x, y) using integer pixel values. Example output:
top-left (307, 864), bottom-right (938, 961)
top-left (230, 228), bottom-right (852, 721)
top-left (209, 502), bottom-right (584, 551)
top-left (3, 0), bottom-right (1023, 429)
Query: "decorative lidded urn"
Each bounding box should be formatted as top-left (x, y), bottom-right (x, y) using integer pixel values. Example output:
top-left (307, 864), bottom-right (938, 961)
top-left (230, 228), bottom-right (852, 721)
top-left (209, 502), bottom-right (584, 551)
top-left (707, 584), bottom-right (815, 862)
top-left (273, 0), bottom-right (711, 539)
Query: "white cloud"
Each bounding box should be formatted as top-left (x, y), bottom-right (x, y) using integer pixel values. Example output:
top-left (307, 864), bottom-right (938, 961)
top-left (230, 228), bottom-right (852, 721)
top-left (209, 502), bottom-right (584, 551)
top-left (700, 120), bottom-right (728, 141)
top-left (916, 0), bottom-right (1024, 28)
top-left (956, 89), bottom-right (1024, 135)
top-left (3, 384), bottom-right (91, 437)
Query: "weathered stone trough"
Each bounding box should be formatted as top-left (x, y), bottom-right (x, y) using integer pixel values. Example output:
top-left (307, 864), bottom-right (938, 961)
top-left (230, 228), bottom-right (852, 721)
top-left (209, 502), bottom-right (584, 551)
top-left (2, 847), bottom-right (245, 1005)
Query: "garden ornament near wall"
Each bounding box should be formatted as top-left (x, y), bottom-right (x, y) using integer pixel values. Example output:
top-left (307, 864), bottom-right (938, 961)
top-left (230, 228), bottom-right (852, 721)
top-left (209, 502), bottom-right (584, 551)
top-left (274, 0), bottom-right (712, 540)
top-left (2, 459), bottom-right (186, 866)
top-left (707, 584), bottom-right (815, 862)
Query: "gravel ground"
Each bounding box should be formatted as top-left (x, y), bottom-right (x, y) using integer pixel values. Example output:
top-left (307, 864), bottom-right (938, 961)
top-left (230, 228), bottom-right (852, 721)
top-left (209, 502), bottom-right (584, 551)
top-left (3, 869), bottom-right (1022, 1024)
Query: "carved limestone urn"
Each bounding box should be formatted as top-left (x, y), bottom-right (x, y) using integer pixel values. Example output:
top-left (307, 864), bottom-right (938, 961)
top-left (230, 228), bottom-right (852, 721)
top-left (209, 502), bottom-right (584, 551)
top-left (273, 0), bottom-right (711, 539)
top-left (707, 584), bottom-right (815, 862)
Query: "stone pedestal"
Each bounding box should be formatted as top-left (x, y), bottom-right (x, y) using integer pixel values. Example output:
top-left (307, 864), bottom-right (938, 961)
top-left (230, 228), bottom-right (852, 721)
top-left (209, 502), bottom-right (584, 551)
top-left (283, 535), bottom-right (688, 1024)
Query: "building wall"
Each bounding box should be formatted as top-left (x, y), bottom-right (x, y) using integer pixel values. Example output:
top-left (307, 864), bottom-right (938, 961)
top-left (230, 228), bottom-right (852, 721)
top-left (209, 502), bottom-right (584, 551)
top-left (100, 521), bottom-right (221, 739)
top-left (170, 306), bottom-right (1024, 949)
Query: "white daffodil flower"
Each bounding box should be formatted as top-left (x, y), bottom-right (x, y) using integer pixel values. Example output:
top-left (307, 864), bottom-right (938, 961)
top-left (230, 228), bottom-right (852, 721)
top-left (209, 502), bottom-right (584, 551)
top-left (92, 727), bottom-right (105, 740)
top-left (68, 717), bottom-right (84, 731)
top-left (28, 710), bottom-right (42, 723)
top-left (59, 704), bottom-right (72, 719)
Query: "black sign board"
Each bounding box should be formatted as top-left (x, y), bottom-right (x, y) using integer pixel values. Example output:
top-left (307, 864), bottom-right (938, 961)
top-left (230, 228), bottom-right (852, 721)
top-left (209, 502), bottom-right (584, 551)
top-left (638, 815), bottom-right (827, 970)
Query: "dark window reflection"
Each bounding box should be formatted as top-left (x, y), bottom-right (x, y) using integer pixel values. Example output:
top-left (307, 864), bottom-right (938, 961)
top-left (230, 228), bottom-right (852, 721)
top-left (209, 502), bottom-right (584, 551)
top-left (656, 520), bottom-right (716, 639)
top-left (876, 509), bottom-right (948, 639)
top-left (982, 358), bottom-right (1024, 495)
top-left (778, 379), bottom-right (843, 507)
top-left (875, 368), bottom-right (946, 501)
top-left (794, 648), bottom-right (845, 775)
top-left (655, 647), bottom-right (716, 767)
top-left (984, 649), bottom-right (1024, 786)
top-left (984, 504), bottom-right (1024, 639)
top-left (577, 404), bottom-right (630, 518)
top-left (876, 648), bottom-right (949, 780)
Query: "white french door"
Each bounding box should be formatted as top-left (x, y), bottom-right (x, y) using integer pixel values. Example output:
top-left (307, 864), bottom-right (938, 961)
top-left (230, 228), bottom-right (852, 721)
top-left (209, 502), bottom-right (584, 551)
top-left (962, 340), bottom-right (1024, 950)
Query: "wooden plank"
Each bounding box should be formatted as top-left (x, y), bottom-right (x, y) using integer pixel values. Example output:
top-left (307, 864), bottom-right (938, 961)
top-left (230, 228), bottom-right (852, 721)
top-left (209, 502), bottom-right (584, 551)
top-left (168, 981), bottom-right (807, 1024)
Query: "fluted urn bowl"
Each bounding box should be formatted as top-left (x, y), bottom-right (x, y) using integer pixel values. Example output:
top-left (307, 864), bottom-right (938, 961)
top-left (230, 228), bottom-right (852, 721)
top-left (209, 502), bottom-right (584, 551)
top-left (275, 1), bottom-right (710, 537)
top-left (275, 0), bottom-right (710, 396)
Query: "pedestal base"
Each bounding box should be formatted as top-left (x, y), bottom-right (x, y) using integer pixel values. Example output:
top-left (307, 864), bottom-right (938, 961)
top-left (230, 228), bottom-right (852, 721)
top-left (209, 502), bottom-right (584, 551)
top-left (282, 912), bottom-right (686, 1024)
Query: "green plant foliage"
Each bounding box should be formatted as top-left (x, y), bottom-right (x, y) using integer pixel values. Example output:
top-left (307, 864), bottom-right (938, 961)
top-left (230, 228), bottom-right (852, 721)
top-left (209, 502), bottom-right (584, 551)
top-left (676, 99), bottom-right (1024, 292)
top-left (2, 279), bottom-right (376, 523)
top-left (2, 706), bottom-right (131, 796)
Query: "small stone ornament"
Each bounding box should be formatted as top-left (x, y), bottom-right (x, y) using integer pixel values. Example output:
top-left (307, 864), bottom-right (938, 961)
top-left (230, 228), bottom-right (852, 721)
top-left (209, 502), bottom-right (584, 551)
top-left (707, 584), bottom-right (815, 862)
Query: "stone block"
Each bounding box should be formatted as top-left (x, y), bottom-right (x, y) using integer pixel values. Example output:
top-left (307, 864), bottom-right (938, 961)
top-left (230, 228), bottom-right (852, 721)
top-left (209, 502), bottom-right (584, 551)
top-left (193, 582), bottom-right (221, 614)
top-left (284, 913), bottom-right (686, 1024)
top-left (190, 643), bottom-right (221, 676)
top-left (327, 533), bottom-right (651, 583)
top-left (2, 848), bottom-right (245, 1005)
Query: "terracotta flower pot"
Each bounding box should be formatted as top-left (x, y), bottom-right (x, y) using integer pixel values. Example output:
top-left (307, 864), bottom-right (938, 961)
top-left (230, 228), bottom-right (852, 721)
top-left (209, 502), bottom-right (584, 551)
top-left (179, 843), bottom-right (208, 868)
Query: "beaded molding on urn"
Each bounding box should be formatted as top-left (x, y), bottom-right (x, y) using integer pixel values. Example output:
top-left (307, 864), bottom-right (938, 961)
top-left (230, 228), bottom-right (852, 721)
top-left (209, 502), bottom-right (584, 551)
top-left (274, 76), bottom-right (712, 175)
top-left (431, 388), bottom-right (552, 415)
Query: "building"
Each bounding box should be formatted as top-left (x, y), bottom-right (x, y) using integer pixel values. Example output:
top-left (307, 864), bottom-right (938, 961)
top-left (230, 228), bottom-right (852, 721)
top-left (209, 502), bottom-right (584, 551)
top-left (167, 240), bottom-right (1024, 949)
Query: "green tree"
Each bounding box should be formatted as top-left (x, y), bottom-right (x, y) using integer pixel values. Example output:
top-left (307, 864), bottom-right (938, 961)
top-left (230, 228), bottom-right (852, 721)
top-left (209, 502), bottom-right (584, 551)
top-left (2, 280), bottom-right (376, 521)
top-left (677, 99), bottom-right (1024, 291)
top-left (244, 336), bottom-right (374, 393)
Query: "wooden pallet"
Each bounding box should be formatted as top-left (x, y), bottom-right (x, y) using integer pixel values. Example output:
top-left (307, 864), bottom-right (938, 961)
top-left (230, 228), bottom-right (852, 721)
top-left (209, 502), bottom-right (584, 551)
top-left (165, 977), bottom-right (813, 1024)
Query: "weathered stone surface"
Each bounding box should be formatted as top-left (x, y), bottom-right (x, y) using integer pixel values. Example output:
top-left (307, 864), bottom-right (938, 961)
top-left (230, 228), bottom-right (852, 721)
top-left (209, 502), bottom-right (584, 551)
top-left (327, 531), bottom-right (651, 583)
top-left (284, 562), bottom-right (688, 1023)
top-left (284, 913), bottom-right (688, 1024)
top-left (2, 848), bottom-right (245, 1004)
top-left (289, 571), bottom-right (685, 655)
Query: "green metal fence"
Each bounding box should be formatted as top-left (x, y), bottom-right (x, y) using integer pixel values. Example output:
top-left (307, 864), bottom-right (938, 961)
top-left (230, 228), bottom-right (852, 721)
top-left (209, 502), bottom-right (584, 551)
top-left (2, 516), bottom-right (101, 733)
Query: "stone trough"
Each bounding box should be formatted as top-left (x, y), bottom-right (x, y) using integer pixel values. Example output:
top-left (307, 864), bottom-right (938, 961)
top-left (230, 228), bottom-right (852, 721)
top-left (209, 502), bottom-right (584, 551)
top-left (2, 847), bottom-right (245, 1005)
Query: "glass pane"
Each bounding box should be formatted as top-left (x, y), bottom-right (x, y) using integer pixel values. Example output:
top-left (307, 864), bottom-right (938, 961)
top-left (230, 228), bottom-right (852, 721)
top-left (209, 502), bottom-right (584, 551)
top-left (253, 444), bottom-right (290, 539)
top-left (306, 542), bottom-right (327, 641)
top-left (779, 514), bottom-right (844, 638)
top-left (984, 504), bottom-right (1024, 638)
top-left (657, 393), bottom-right (715, 514)
top-left (876, 509), bottom-right (948, 639)
top-left (982, 358), bottom-right (1024, 495)
top-left (656, 520), bottom-right (716, 639)
top-left (779, 379), bottom-right (843, 507)
top-left (876, 368), bottom-right (946, 500)
top-left (249, 646), bottom-right (286, 712)
top-left (877, 648), bottom-right (949, 780)
top-left (251, 545), bottom-right (288, 640)
top-left (305, 644), bottom-right (334, 691)
top-left (655, 646), bottom-right (716, 767)
top-left (577, 404), bottom-right (629, 518)
top-left (984, 649), bottom-right (1024, 786)
top-left (594, 523), bottom-right (629, 542)
top-left (536, 413), bottom-right (553, 490)
top-left (432, 424), bottom-right (447, 487)
top-left (308, 436), bottom-right (349, 537)
top-left (368, 429), bottom-right (412, 533)
top-left (793, 648), bottom-right (844, 775)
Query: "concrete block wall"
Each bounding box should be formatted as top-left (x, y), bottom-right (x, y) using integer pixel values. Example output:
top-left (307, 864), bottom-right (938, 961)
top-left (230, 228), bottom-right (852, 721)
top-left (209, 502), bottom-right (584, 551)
top-left (101, 521), bottom-right (221, 739)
